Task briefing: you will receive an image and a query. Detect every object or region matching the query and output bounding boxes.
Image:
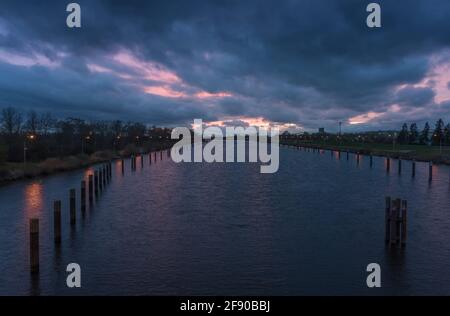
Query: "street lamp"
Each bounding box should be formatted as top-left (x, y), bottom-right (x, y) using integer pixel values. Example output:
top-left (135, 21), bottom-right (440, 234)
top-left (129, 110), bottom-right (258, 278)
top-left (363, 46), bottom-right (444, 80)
top-left (24, 134), bottom-right (36, 165)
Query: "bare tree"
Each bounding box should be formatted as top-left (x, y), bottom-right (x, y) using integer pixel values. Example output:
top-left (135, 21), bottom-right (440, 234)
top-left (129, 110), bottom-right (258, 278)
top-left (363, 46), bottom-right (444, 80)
top-left (26, 110), bottom-right (40, 135)
top-left (1, 107), bottom-right (23, 136)
top-left (39, 112), bottom-right (56, 135)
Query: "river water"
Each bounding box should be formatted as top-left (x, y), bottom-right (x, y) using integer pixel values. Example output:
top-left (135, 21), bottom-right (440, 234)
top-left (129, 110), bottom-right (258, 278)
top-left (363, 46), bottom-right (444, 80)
top-left (1, 146), bottom-right (450, 295)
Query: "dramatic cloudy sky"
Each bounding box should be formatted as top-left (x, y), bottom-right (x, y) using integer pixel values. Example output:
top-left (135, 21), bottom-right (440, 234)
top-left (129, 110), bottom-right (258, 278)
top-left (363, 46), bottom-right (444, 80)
top-left (0, 0), bottom-right (450, 132)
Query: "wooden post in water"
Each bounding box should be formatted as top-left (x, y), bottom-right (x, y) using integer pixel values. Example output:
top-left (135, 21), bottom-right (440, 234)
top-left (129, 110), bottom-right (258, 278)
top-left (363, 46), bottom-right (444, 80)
top-left (99, 169), bottom-right (103, 192)
top-left (141, 155), bottom-right (144, 168)
top-left (401, 200), bottom-right (407, 247)
top-left (356, 153), bottom-right (360, 165)
top-left (160, 151), bottom-right (163, 160)
top-left (94, 171), bottom-right (99, 198)
top-left (30, 218), bottom-right (39, 274)
top-left (346, 152), bottom-right (349, 160)
top-left (386, 157), bottom-right (390, 172)
top-left (102, 166), bottom-right (106, 186)
top-left (385, 197), bottom-right (391, 243)
top-left (429, 162), bottom-right (433, 182)
top-left (370, 155), bottom-right (373, 167)
top-left (389, 199), bottom-right (399, 246)
top-left (385, 197), bottom-right (407, 247)
top-left (121, 159), bottom-right (125, 174)
top-left (88, 174), bottom-right (93, 204)
top-left (412, 159), bottom-right (416, 177)
top-left (338, 151), bottom-right (341, 159)
top-left (154, 152), bottom-right (157, 162)
top-left (398, 159), bottom-right (402, 175)
top-left (54, 201), bottom-right (61, 244)
top-left (81, 180), bottom-right (86, 213)
top-left (70, 189), bottom-right (76, 226)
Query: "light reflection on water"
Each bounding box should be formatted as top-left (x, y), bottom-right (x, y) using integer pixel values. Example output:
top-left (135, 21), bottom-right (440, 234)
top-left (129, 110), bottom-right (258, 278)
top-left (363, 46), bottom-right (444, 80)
top-left (0, 147), bottom-right (450, 295)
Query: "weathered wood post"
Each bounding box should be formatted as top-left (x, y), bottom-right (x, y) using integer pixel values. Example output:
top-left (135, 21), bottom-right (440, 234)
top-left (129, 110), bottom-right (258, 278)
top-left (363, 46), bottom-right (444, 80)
top-left (370, 155), bottom-right (373, 167)
top-left (412, 159), bottom-right (416, 177)
top-left (94, 171), bottom-right (99, 198)
top-left (429, 161), bottom-right (433, 182)
top-left (385, 197), bottom-right (391, 243)
top-left (398, 159), bottom-right (402, 175)
top-left (154, 152), bottom-right (157, 162)
top-left (401, 200), bottom-right (407, 247)
top-left (338, 151), bottom-right (341, 159)
top-left (81, 180), bottom-right (86, 213)
top-left (54, 200), bottom-right (62, 244)
top-left (389, 199), bottom-right (400, 246)
top-left (103, 166), bottom-right (106, 186)
top-left (141, 155), bottom-right (144, 168)
top-left (386, 157), bottom-right (390, 172)
top-left (88, 174), bottom-right (93, 204)
top-left (149, 152), bottom-right (152, 165)
top-left (70, 189), bottom-right (76, 226)
top-left (121, 159), bottom-right (125, 174)
top-left (346, 152), bottom-right (349, 160)
top-left (356, 153), bottom-right (360, 165)
top-left (30, 218), bottom-right (39, 273)
top-left (160, 151), bottom-right (163, 160)
top-left (98, 169), bottom-right (103, 192)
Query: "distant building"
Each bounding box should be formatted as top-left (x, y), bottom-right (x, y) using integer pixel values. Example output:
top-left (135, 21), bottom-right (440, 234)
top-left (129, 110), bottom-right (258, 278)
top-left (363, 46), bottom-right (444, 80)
top-left (318, 128), bottom-right (325, 134)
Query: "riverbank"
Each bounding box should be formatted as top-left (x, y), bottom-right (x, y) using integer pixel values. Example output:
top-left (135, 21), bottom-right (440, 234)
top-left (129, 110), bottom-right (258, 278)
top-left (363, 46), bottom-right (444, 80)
top-left (0, 143), bottom-right (175, 186)
top-left (281, 141), bottom-right (450, 165)
top-left (0, 151), bottom-right (119, 186)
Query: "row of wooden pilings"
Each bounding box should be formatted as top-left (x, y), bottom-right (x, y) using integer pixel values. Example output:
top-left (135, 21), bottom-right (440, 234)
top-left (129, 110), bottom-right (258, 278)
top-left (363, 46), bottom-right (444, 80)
top-left (281, 144), bottom-right (412, 247)
top-left (29, 161), bottom-right (113, 274)
top-left (282, 144), bottom-right (435, 182)
top-left (126, 149), bottom-right (171, 173)
top-left (29, 149), bottom-right (172, 273)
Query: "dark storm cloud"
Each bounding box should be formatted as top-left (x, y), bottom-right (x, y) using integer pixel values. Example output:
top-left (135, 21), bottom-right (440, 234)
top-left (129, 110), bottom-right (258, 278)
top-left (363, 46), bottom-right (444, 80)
top-left (0, 0), bottom-right (450, 130)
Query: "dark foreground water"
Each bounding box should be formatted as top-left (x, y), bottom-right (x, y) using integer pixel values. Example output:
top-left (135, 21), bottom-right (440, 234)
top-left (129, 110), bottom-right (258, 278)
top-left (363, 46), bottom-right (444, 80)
top-left (1, 146), bottom-right (450, 295)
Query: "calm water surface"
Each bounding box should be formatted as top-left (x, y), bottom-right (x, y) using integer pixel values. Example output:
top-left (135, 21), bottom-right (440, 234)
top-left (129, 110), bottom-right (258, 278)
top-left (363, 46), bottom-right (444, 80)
top-left (1, 147), bottom-right (450, 295)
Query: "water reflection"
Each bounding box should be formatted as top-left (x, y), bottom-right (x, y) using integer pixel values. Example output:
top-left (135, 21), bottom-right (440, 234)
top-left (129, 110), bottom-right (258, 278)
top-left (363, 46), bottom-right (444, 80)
top-left (24, 182), bottom-right (44, 219)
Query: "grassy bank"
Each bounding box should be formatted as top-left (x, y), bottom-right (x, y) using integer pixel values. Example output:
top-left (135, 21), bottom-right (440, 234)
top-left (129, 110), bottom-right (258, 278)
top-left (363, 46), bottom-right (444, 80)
top-left (0, 151), bottom-right (119, 185)
top-left (281, 141), bottom-right (450, 165)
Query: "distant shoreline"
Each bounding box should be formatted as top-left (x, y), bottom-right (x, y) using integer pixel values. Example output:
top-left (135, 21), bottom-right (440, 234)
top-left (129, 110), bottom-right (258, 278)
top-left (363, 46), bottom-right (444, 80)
top-left (280, 141), bottom-right (450, 166)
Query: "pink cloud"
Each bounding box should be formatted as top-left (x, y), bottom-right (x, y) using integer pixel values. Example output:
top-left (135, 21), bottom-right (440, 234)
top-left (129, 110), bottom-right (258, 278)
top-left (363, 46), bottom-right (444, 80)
top-left (0, 48), bottom-right (60, 68)
top-left (144, 85), bottom-right (187, 98)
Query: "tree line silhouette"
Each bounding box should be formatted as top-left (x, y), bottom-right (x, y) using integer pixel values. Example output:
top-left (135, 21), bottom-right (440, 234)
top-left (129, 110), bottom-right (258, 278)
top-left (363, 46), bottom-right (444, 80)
top-left (0, 107), bottom-right (173, 164)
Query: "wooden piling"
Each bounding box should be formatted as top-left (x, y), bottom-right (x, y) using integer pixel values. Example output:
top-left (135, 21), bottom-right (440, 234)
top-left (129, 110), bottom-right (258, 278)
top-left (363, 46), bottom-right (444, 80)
top-left (103, 166), bottom-right (107, 186)
top-left (94, 171), bottom-right (99, 198)
top-left (385, 197), bottom-right (391, 243)
top-left (338, 151), bottom-right (341, 159)
top-left (99, 169), bottom-right (103, 192)
top-left (356, 153), bottom-right (360, 165)
top-left (88, 174), bottom-right (93, 204)
top-left (30, 218), bottom-right (39, 273)
top-left (154, 152), bottom-right (157, 162)
top-left (54, 200), bottom-right (61, 244)
top-left (160, 151), bottom-right (163, 160)
top-left (385, 197), bottom-right (407, 247)
top-left (370, 155), bottom-right (373, 167)
top-left (389, 199), bottom-right (399, 246)
top-left (398, 159), bottom-right (402, 175)
top-left (149, 152), bottom-right (152, 165)
top-left (141, 155), bottom-right (144, 168)
top-left (121, 159), bottom-right (125, 174)
top-left (346, 152), bottom-right (349, 160)
top-left (412, 160), bottom-right (416, 177)
top-left (401, 200), bottom-right (407, 247)
top-left (386, 157), bottom-right (390, 172)
top-left (70, 189), bottom-right (76, 225)
top-left (81, 180), bottom-right (86, 213)
top-left (429, 162), bottom-right (433, 182)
